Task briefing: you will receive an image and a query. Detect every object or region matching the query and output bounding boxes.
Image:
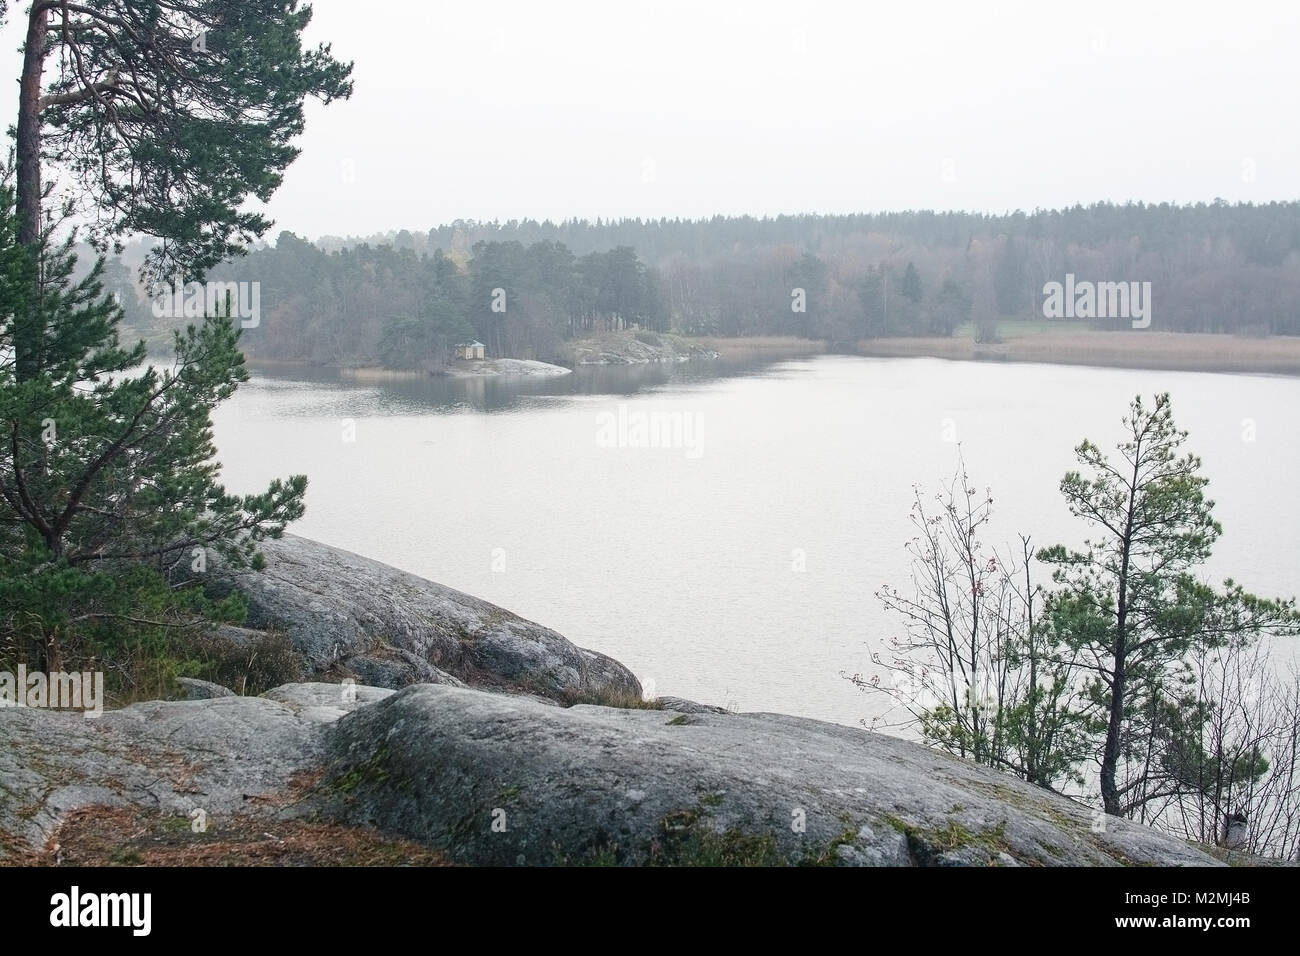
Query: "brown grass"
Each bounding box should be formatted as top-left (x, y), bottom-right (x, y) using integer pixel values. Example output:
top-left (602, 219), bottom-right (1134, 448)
top-left (856, 331), bottom-right (1300, 374)
top-left (8, 806), bottom-right (448, 867)
top-left (91, 629), bottom-right (306, 709)
top-left (559, 687), bottom-right (665, 710)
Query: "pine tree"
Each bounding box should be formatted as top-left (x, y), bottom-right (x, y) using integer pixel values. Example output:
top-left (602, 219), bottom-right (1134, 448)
top-left (1038, 394), bottom-right (1300, 816)
top-left (900, 261), bottom-right (922, 304)
top-left (0, 185), bottom-right (305, 676)
top-left (8, 0), bottom-right (353, 378)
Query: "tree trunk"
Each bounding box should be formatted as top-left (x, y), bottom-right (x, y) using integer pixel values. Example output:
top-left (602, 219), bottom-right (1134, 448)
top-left (15, 4), bottom-right (48, 381)
top-left (1024, 538), bottom-right (1039, 784)
top-left (1100, 643), bottom-right (1126, 815)
top-left (37, 628), bottom-right (63, 676)
top-left (1101, 458), bottom-right (1141, 816)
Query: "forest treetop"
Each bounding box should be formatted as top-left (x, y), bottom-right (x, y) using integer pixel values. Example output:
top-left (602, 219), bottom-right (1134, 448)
top-left (94, 199), bottom-right (1297, 369)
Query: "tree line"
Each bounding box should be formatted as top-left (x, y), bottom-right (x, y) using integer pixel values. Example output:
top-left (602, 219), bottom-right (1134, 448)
top-left (111, 200), bottom-right (1300, 367)
top-left (177, 236), bottom-right (663, 368)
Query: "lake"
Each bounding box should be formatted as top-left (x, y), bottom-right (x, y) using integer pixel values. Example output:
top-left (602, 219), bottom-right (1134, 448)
top-left (212, 355), bottom-right (1300, 727)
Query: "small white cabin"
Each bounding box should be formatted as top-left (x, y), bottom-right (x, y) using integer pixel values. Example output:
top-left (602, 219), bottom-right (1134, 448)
top-left (454, 341), bottom-right (486, 361)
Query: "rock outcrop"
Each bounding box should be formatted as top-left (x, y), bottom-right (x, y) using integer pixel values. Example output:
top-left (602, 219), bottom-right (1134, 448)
top-left (204, 535), bottom-right (641, 705)
top-left (174, 677), bottom-right (238, 700)
top-left (440, 358), bottom-right (571, 378)
top-left (0, 681), bottom-right (1240, 867)
top-left (571, 331), bottom-right (719, 365)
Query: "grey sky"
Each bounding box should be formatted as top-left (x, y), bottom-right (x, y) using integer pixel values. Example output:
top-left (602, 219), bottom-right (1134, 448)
top-left (5, 0), bottom-right (1298, 239)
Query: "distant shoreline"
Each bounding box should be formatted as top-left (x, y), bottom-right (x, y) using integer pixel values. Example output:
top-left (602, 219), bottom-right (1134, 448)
top-left (239, 331), bottom-right (1300, 379)
top-left (853, 331), bottom-right (1300, 376)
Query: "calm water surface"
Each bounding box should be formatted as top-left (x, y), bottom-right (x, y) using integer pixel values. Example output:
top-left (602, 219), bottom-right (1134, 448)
top-left (211, 355), bottom-right (1300, 726)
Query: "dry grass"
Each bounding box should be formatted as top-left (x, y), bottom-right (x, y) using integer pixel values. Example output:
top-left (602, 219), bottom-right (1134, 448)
top-left (8, 806), bottom-right (448, 867)
top-left (90, 629), bottom-right (306, 709)
top-left (560, 686), bottom-right (665, 710)
top-left (856, 331), bottom-right (1300, 374)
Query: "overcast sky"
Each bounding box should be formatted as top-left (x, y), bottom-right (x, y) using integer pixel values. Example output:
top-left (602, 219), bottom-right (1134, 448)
top-left (4, 0), bottom-right (1299, 239)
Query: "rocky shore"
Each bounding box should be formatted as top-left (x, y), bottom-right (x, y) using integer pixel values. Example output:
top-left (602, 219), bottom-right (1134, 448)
top-left (0, 535), bottom-right (1263, 867)
top-left (437, 357), bottom-right (572, 378)
top-left (200, 535), bottom-right (640, 704)
top-left (571, 331), bottom-right (719, 365)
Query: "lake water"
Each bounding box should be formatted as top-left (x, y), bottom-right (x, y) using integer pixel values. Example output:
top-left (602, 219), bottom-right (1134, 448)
top-left (212, 355), bottom-right (1300, 727)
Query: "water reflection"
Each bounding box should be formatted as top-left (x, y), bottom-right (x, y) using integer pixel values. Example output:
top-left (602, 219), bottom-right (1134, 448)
top-left (246, 353), bottom-right (799, 413)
